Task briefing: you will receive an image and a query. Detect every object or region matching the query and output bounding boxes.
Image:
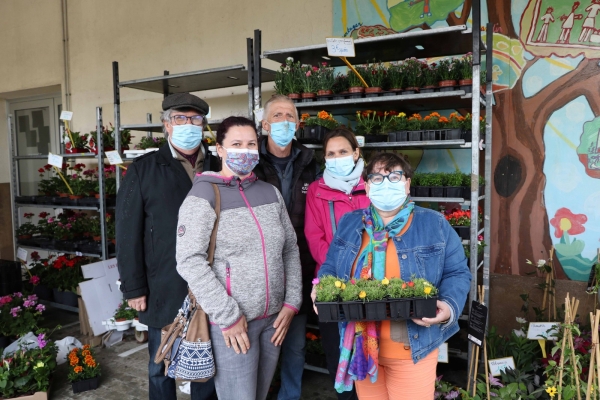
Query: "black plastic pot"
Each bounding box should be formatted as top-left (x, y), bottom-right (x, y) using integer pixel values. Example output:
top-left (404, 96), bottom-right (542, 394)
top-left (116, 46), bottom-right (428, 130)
top-left (33, 236), bottom-right (53, 248)
top-left (62, 291), bottom-right (79, 308)
top-left (462, 186), bottom-right (471, 199)
top-left (387, 132), bottom-right (398, 142)
top-left (52, 288), bottom-right (64, 304)
top-left (364, 301), bottom-right (388, 321)
top-left (422, 131), bottom-right (435, 141)
top-left (341, 301), bottom-right (365, 321)
top-left (461, 85), bottom-right (473, 94)
top-left (396, 131), bottom-right (408, 142)
top-left (446, 128), bottom-right (462, 140)
top-left (364, 135), bottom-right (388, 143)
top-left (430, 187), bottom-right (444, 197)
top-left (439, 86), bottom-right (457, 92)
top-left (36, 196), bottom-right (55, 205)
top-left (436, 130), bottom-right (446, 140)
top-left (410, 187), bottom-right (416, 197)
top-left (78, 197), bottom-right (100, 206)
top-left (412, 297), bottom-right (438, 318)
top-left (15, 196), bottom-right (37, 204)
top-left (34, 284), bottom-right (54, 301)
top-left (414, 186), bottom-right (430, 197)
top-left (445, 187), bottom-right (463, 198)
top-left (462, 129), bottom-right (472, 142)
top-left (72, 376), bottom-right (100, 394)
top-left (316, 302), bottom-right (342, 322)
top-left (452, 226), bottom-right (470, 240)
top-left (302, 125), bottom-right (329, 144)
top-left (333, 95), bottom-right (346, 100)
top-left (420, 88), bottom-right (435, 94)
top-left (0, 260), bottom-right (22, 296)
top-left (389, 299), bottom-right (411, 320)
top-left (408, 131), bottom-right (422, 141)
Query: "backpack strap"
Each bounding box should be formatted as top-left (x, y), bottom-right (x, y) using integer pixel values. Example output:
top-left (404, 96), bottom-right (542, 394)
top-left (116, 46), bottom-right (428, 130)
top-left (207, 183), bottom-right (221, 266)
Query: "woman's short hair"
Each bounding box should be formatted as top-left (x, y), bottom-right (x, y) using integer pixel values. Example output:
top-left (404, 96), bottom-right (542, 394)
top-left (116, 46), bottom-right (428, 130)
top-left (322, 128), bottom-right (360, 154)
top-left (364, 152), bottom-right (413, 180)
top-left (216, 116), bottom-right (258, 145)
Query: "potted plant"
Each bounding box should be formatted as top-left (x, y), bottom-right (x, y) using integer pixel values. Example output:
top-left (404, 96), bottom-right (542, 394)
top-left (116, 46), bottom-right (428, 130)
top-left (422, 112), bottom-right (441, 141)
top-left (445, 207), bottom-right (481, 240)
top-left (445, 170), bottom-right (465, 198)
top-left (420, 62), bottom-right (438, 93)
top-left (16, 213), bottom-right (38, 242)
top-left (355, 110), bottom-right (386, 143)
top-left (446, 112), bottom-right (464, 140)
top-left (378, 111), bottom-right (398, 136)
top-left (362, 279), bottom-right (388, 321)
top-left (407, 113), bottom-right (423, 141)
top-left (388, 112), bottom-right (408, 142)
top-left (48, 255), bottom-right (86, 306)
top-left (315, 62), bottom-right (335, 97)
top-left (64, 131), bottom-right (89, 153)
top-left (385, 62), bottom-right (404, 94)
top-left (458, 52), bottom-right (473, 93)
top-left (283, 57), bottom-right (303, 101)
top-left (386, 278), bottom-right (412, 319)
top-left (346, 65), bottom-right (367, 98)
top-left (409, 277), bottom-right (439, 318)
top-left (364, 60), bottom-right (385, 96)
top-left (416, 172), bottom-right (433, 197)
top-left (67, 345), bottom-right (101, 393)
top-left (300, 64), bottom-right (318, 101)
top-left (0, 293), bottom-right (46, 339)
top-left (339, 278), bottom-right (365, 321)
top-left (301, 111), bottom-right (339, 143)
top-left (28, 252), bottom-right (54, 301)
top-left (409, 171), bottom-right (419, 197)
top-left (429, 172), bottom-right (444, 197)
top-left (137, 135), bottom-right (167, 150)
top-left (0, 334), bottom-right (58, 400)
top-left (112, 301), bottom-right (137, 331)
top-left (402, 58), bottom-right (423, 93)
top-left (305, 331), bottom-right (327, 369)
top-left (436, 58), bottom-right (459, 91)
top-left (313, 276), bottom-right (344, 322)
top-left (332, 73), bottom-right (349, 99)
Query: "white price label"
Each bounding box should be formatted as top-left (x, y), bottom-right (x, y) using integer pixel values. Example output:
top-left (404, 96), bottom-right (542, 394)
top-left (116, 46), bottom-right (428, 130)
top-left (527, 322), bottom-right (559, 340)
top-left (206, 106), bottom-right (212, 119)
top-left (326, 37), bottom-right (356, 57)
top-left (488, 357), bottom-right (516, 376)
top-left (105, 150), bottom-right (124, 165)
top-left (437, 342), bottom-right (449, 363)
top-left (59, 111), bottom-right (73, 121)
top-left (48, 152), bottom-right (64, 168)
top-left (17, 247), bottom-right (28, 262)
top-left (253, 107), bottom-right (264, 122)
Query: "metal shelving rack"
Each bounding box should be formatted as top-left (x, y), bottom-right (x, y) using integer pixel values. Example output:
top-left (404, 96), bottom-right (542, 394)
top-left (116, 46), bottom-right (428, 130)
top-left (112, 30), bottom-right (273, 189)
top-left (261, 3), bottom-right (493, 377)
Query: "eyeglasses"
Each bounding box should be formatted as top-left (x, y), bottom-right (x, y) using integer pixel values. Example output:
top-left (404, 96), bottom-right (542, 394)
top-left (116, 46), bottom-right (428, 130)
top-left (367, 171), bottom-right (405, 185)
top-left (170, 115), bottom-right (204, 126)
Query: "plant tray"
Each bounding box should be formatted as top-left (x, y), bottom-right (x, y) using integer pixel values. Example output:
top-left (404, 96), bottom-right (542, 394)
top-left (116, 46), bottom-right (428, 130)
top-left (389, 299), bottom-right (411, 320)
top-left (15, 196), bottom-right (37, 204)
top-left (364, 301), bottom-right (388, 321)
top-left (71, 376), bottom-right (100, 394)
top-left (412, 297), bottom-right (437, 318)
top-left (341, 301), bottom-right (365, 321)
top-left (452, 226), bottom-right (470, 240)
top-left (315, 302), bottom-right (343, 323)
top-left (316, 297), bottom-right (438, 322)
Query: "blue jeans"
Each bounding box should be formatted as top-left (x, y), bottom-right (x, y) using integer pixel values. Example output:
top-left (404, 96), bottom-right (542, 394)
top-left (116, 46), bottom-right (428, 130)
top-left (277, 313), bottom-right (307, 400)
top-left (147, 326), bottom-right (216, 400)
top-left (210, 314), bottom-right (281, 400)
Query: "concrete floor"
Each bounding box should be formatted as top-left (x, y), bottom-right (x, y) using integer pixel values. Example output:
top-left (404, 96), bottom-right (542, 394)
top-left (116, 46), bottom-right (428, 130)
top-left (42, 307), bottom-right (467, 399)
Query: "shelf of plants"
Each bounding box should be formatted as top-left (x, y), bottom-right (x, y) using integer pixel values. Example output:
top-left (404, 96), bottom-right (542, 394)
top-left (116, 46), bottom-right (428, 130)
top-left (262, 18), bottom-right (493, 373)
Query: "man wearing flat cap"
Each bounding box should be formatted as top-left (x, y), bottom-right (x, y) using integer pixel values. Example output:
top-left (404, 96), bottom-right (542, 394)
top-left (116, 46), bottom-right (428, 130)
top-left (116, 93), bottom-right (217, 400)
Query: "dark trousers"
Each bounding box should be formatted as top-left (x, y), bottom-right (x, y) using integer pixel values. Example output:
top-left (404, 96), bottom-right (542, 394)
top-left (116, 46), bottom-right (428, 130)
top-left (319, 321), bottom-right (358, 400)
top-left (148, 326), bottom-right (216, 400)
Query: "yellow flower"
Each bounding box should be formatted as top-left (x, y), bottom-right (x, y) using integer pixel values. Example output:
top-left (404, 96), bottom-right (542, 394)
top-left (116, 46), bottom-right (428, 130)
top-left (341, 283), bottom-right (346, 290)
top-left (381, 278), bottom-right (390, 286)
top-left (359, 291), bottom-right (366, 299)
top-left (424, 287), bottom-right (432, 295)
top-left (545, 386), bottom-right (557, 398)
top-left (398, 112), bottom-right (406, 118)
top-left (33, 361), bottom-right (44, 370)
top-left (335, 280), bottom-right (342, 288)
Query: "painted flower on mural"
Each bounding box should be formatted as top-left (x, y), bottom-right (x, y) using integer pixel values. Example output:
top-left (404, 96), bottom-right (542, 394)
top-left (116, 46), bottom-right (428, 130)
top-left (549, 207), bottom-right (587, 238)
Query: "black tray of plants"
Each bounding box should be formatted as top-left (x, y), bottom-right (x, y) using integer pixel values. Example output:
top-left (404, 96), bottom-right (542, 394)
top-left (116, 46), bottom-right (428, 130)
top-left (314, 276), bottom-right (438, 322)
top-left (15, 196), bottom-right (38, 205)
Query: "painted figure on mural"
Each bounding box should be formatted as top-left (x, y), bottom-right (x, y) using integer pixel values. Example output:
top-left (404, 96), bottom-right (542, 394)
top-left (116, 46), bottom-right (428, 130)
top-left (536, 7), bottom-right (555, 42)
top-left (421, 0), bottom-right (431, 18)
top-left (558, 1), bottom-right (583, 43)
top-left (579, 0), bottom-right (600, 42)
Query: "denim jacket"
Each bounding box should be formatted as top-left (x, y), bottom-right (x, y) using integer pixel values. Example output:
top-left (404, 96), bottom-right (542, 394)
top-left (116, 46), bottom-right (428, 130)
top-left (317, 206), bottom-right (471, 363)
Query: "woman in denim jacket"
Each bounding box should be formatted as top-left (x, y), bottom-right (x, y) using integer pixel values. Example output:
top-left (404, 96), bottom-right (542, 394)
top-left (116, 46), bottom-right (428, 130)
top-left (313, 152), bottom-right (471, 399)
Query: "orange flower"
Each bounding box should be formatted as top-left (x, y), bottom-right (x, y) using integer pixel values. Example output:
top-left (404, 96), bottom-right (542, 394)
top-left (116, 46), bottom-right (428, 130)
top-left (86, 359), bottom-right (97, 368)
top-left (82, 349), bottom-right (91, 357)
top-left (430, 112), bottom-right (441, 118)
top-left (301, 113), bottom-right (310, 121)
top-left (439, 117), bottom-right (449, 124)
top-left (70, 357), bottom-right (79, 366)
top-left (306, 332), bottom-right (318, 341)
top-left (423, 116), bottom-right (431, 121)
top-left (458, 116), bottom-right (465, 122)
top-left (317, 110), bottom-right (329, 119)
top-left (410, 113), bottom-right (422, 120)
top-left (83, 345), bottom-right (90, 350)
top-left (449, 112), bottom-right (459, 119)
top-left (74, 366), bottom-right (83, 374)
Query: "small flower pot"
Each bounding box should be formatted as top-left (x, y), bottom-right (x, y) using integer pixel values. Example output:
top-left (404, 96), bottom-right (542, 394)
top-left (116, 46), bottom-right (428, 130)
top-left (408, 131), bottom-right (422, 141)
top-left (52, 288), bottom-right (64, 304)
top-left (403, 87), bottom-right (419, 95)
top-left (389, 299), bottom-right (411, 320)
top-left (422, 130), bottom-right (436, 141)
top-left (68, 194), bottom-right (83, 200)
top-left (114, 319), bottom-right (133, 331)
top-left (364, 134), bottom-right (388, 143)
top-left (317, 89), bottom-right (333, 96)
top-left (302, 125), bottom-right (329, 144)
top-left (36, 196), bottom-right (55, 205)
top-left (34, 284), bottom-right (54, 301)
top-left (316, 302), bottom-right (342, 322)
top-left (71, 376), bottom-right (100, 394)
top-left (446, 128), bottom-right (462, 140)
top-left (462, 129), bottom-right (472, 142)
top-left (409, 187), bottom-right (415, 197)
top-left (364, 301), bottom-right (388, 321)
top-left (414, 186), bottom-right (430, 197)
top-left (436, 130), bottom-right (446, 140)
top-left (348, 86), bottom-right (364, 99)
top-left (430, 187), bottom-right (444, 197)
top-left (459, 79), bottom-right (473, 93)
top-left (332, 94), bottom-right (346, 100)
top-left (462, 186), bottom-right (471, 199)
top-left (364, 87), bottom-right (382, 98)
top-left (445, 187), bottom-right (463, 198)
top-left (438, 80), bottom-right (457, 92)
top-left (92, 236), bottom-right (102, 242)
top-left (287, 93), bottom-right (301, 103)
top-left (387, 131), bottom-right (398, 142)
top-left (452, 226), bottom-right (470, 240)
top-left (61, 291), bottom-right (79, 308)
top-left (411, 297), bottom-right (438, 318)
top-left (341, 301), bottom-right (365, 321)
top-left (420, 85), bottom-right (437, 94)
top-left (301, 92), bottom-right (316, 102)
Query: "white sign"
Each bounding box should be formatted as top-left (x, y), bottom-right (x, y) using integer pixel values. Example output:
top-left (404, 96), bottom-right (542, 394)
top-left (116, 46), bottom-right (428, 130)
top-left (253, 107), bottom-right (264, 122)
top-left (80, 258), bottom-right (122, 336)
top-left (17, 247), bottom-right (28, 262)
top-left (48, 152), bottom-right (63, 168)
top-left (437, 342), bottom-right (449, 363)
top-left (59, 111), bottom-right (73, 121)
top-left (326, 37), bottom-right (356, 57)
top-left (527, 322), bottom-right (559, 340)
top-left (206, 106), bottom-right (212, 119)
top-left (488, 357), bottom-right (516, 376)
top-left (105, 150), bottom-right (124, 165)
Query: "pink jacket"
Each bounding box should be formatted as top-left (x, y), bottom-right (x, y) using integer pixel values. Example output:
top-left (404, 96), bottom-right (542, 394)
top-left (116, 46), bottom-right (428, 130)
top-left (304, 177), bottom-right (371, 274)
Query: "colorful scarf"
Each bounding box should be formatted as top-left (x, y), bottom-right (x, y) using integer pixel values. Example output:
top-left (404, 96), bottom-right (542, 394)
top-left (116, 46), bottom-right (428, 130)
top-left (334, 200), bottom-right (415, 393)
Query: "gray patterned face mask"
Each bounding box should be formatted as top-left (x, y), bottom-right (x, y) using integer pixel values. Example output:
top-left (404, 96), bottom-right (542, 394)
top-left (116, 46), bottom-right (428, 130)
top-left (224, 148), bottom-right (260, 176)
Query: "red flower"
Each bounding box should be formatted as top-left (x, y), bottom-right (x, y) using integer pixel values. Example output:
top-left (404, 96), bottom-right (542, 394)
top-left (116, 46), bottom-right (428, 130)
top-left (31, 251), bottom-right (40, 261)
top-left (408, 281), bottom-right (415, 287)
top-left (39, 212), bottom-right (50, 219)
top-left (549, 208), bottom-right (587, 238)
top-left (38, 168), bottom-right (44, 173)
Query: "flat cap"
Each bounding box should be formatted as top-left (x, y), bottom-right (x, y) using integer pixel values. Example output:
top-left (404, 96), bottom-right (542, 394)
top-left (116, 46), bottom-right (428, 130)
top-left (162, 93), bottom-right (209, 115)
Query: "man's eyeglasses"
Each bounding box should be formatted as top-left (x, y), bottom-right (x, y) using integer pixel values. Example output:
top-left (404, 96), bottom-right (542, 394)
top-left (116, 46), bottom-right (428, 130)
top-left (170, 115), bottom-right (204, 126)
top-left (367, 171), bottom-right (405, 185)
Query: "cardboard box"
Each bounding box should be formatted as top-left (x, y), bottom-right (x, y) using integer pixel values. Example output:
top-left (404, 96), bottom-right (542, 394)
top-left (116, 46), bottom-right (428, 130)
top-left (79, 258), bottom-right (122, 336)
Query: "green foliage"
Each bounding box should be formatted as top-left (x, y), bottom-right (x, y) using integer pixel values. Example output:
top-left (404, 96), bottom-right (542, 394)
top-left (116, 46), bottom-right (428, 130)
top-left (347, 65), bottom-right (367, 87)
top-left (300, 64), bottom-right (319, 94)
top-left (0, 293), bottom-right (46, 337)
top-left (446, 170), bottom-right (464, 187)
top-left (411, 171), bottom-right (421, 186)
top-left (16, 222), bottom-right (37, 237)
top-left (365, 60), bottom-right (385, 87)
top-left (419, 173), bottom-right (434, 186)
top-left (315, 63), bottom-right (335, 91)
top-left (137, 136), bottom-right (167, 150)
top-left (340, 279), bottom-right (362, 302)
top-left (361, 279), bottom-right (387, 301)
top-left (402, 58), bottom-right (423, 88)
top-left (332, 73), bottom-right (349, 93)
top-left (315, 275), bottom-right (344, 302)
top-left (422, 63), bottom-right (438, 86)
top-left (113, 300), bottom-right (137, 320)
top-left (67, 345), bottom-right (101, 383)
top-left (459, 53), bottom-right (473, 80)
top-left (303, 111), bottom-right (339, 130)
top-left (386, 63), bottom-right (405, 89)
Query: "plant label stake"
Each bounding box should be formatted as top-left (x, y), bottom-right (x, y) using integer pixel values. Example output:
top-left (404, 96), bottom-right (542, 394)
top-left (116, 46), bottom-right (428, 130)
top-left (60, 111), bottom-right (76, 150)
top-left (105, 150), bottom-right (127, 170)
top-left (467, 286), bottom-right (490, 398)
top-left (325, 37), bottom-right (369, 88)
top-left (48, 153), bottom-right (73, 194)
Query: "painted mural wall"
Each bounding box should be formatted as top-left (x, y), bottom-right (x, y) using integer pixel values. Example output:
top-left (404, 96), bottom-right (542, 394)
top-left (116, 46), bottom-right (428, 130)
top-left (332, 0), bottom-right (600, 280)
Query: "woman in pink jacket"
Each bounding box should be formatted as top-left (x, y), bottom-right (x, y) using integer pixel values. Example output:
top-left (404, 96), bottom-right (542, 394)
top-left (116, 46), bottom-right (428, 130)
top-left (305, 127), bottom-right (370, 400)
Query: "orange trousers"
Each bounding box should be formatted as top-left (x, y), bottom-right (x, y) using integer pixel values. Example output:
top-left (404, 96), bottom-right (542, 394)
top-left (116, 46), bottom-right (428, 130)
top-left (354, 349), bottom-right (439, 400)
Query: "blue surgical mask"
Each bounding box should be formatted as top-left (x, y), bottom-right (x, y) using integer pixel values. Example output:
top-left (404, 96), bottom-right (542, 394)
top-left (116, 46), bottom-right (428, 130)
top-left (268, 121), bottom-right (296, 147)
top-left (171, 124), bottom-right (202, 150)
top-left (325, 155), bottom-right (356, 176)
top-left (368, 179), bottom-right (407, 212)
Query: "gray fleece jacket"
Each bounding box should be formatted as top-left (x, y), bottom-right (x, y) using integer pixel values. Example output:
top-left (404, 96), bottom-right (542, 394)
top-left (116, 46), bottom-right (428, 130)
top-left (176, 172), bottom-right (303, 330)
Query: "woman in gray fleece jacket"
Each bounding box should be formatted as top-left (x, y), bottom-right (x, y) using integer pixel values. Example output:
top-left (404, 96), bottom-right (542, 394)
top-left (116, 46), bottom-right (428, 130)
top-left (176, 116), bottom-right (302, 400)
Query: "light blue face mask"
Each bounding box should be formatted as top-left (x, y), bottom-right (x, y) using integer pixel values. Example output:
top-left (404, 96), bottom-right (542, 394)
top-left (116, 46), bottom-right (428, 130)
top-left (368, 179), bottom-right (407, 212)
top-left (325, 155), bottom-right (356, 177)
top-left (268, 121), bottom-right (296, 147)
top-left (171, 124), bottom-right (202, 150)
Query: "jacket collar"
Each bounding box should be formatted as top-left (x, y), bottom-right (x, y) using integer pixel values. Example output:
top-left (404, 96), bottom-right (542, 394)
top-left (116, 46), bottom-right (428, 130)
top-left (315, 176), bottom-right (366, 200)
top-left (196, 171), bottom-right (258, 189)
top-left (258, 135), bottom-right (314, 169)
